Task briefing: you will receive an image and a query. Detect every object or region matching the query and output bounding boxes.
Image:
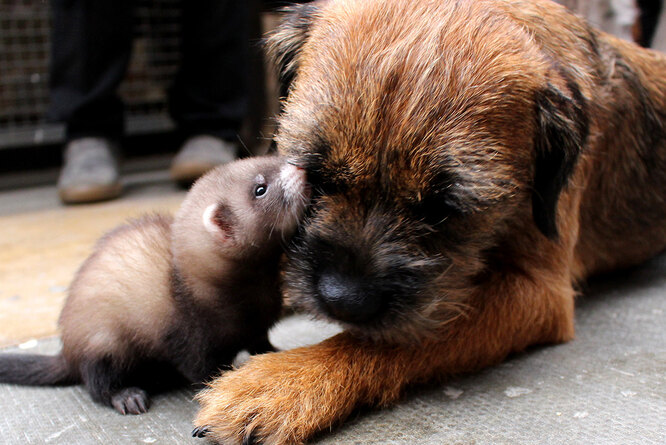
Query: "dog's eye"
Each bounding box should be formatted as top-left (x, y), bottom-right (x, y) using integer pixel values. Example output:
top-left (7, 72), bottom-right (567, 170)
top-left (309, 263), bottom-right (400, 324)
top-left (415, 197), bottom-right (451, 226)
top-left (254, 184), bottom-right (268, 198)
top-left (411, 190), bottom-right (463, 227)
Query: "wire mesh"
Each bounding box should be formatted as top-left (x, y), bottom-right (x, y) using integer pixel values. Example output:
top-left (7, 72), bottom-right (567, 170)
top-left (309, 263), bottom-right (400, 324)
top-left (0, 0), bottom-right (181, 148)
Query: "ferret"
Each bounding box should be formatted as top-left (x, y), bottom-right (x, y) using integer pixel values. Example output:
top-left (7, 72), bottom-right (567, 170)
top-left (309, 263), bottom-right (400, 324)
top-left (0, 156), bottom-right (309, 414)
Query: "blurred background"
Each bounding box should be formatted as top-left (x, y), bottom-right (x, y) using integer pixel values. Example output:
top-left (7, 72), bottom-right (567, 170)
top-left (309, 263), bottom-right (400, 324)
top-left (1, 0), bottom-right (182, 153)
top-left (0, 0), bottom-right (286, 191)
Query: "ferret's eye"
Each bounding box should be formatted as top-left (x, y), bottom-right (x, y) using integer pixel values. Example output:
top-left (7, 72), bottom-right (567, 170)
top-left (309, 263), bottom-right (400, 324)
top-left (254, 184), bottom-right (268, 198)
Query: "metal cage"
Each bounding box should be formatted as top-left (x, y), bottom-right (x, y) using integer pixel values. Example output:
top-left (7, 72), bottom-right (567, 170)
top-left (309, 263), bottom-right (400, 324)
top-left (0, 0), bottom-right (181, 149)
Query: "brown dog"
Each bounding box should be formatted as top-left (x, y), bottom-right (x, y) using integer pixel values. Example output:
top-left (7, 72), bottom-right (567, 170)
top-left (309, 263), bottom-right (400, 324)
top-left (193, 0), bottom-right (666, 443)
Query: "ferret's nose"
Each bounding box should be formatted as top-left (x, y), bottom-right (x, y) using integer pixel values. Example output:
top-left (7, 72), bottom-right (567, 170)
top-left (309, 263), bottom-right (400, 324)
top-left (279, 163), bottom-right (309, 200)
top-left (281, 163), bottom-right (306, 180)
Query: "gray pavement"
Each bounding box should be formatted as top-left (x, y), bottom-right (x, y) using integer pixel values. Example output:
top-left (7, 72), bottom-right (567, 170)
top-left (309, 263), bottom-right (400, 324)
top-left (1, 254), bottom-right (665, 445)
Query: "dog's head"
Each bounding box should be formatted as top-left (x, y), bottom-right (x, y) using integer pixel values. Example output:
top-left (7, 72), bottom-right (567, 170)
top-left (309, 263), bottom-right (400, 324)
top-left (269, 0), bottom-right (589, 342)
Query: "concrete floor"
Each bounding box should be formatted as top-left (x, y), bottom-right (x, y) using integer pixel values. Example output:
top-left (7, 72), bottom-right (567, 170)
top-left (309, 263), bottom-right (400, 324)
top-left (0, 164), bottom-right (664, 444)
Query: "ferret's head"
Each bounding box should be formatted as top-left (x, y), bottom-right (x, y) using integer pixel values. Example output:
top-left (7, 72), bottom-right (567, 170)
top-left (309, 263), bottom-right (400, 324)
top-left (172, 156), bottom-right (310, 273)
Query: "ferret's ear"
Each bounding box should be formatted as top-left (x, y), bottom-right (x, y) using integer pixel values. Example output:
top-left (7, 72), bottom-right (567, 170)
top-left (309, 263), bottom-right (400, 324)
top-left (203, 203), bottom-right (237, 242)
top-left (532, 74), bottom-right (588, 240)
top-left (265, 2), bottom-right (321, 97)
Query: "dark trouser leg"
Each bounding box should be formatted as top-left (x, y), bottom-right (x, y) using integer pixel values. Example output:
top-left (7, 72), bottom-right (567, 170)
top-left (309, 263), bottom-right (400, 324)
top-left (48, 0), bottom-right (133, 142)
top-left (635, 0), bottom-right (663, 47)
top-left (169, 0), bottom-right (250, 141)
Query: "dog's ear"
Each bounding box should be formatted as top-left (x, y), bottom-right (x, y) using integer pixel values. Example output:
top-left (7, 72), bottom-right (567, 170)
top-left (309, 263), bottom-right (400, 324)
top-left (532, 77), bottom-right (589, 240)
top-left (265, 2), bottom-right (321, 97)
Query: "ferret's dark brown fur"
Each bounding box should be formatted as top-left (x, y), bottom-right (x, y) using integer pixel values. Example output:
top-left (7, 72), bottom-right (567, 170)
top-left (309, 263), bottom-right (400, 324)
top-left (0, 156), bottom-right (308, 414)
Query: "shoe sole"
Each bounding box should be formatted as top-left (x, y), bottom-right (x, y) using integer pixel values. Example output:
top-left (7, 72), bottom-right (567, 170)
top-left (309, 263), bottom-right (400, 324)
top-left (169, 161), bottom-right (219, 185)
top-left (58, 183), bottom-right (123, 204)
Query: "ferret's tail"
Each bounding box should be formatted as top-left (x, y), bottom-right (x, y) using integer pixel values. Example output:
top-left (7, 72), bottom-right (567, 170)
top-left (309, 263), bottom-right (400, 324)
top-left (0, 353), bottom-right (78, 386)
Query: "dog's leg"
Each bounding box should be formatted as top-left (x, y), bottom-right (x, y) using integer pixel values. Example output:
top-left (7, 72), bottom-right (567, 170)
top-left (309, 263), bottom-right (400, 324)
top-left (193, 275), bottom-right (575, 445)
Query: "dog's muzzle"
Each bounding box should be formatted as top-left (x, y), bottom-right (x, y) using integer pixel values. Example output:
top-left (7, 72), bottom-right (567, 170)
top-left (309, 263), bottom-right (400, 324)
top-left (316, 270), bottom-right (383, 323)
top-left (290, 234), bottom-right (435, 326)
top-left (287, 203), bottom-right (443, 327)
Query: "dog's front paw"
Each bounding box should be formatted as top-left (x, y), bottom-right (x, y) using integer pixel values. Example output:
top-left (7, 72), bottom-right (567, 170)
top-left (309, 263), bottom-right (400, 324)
top-left (191, 425), bottom-right (210, 438)
top-left (193, 342), bottom-right (361, 445)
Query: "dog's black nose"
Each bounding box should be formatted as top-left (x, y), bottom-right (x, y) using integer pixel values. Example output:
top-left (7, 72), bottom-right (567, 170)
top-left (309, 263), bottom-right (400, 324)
top-left (316, 272), bottom-right (382, 323)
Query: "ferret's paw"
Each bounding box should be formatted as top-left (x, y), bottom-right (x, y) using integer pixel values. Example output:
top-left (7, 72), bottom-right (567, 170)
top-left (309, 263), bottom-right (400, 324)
top-left (111, 387), bottom-right (150, 415)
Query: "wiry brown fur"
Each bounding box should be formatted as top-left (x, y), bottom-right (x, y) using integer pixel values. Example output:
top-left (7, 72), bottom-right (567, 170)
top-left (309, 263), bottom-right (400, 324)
top-left (194, 0), bottom-right (666, 443)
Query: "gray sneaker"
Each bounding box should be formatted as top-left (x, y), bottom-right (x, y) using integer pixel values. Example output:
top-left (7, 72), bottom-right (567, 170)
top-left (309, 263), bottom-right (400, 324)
top-left (57, 137), bottom-right (122, 204)
top-left (170, 135), bottom-right (239, 184)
